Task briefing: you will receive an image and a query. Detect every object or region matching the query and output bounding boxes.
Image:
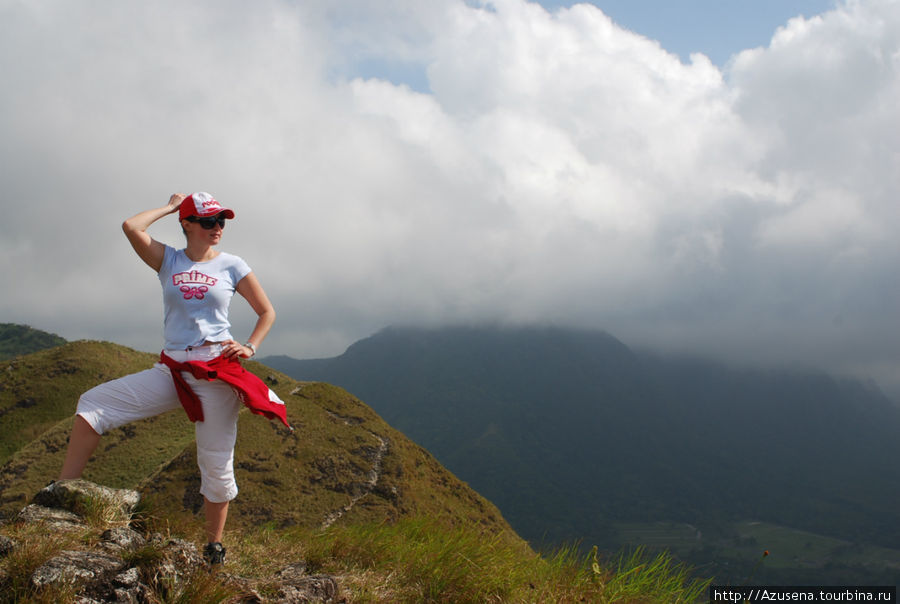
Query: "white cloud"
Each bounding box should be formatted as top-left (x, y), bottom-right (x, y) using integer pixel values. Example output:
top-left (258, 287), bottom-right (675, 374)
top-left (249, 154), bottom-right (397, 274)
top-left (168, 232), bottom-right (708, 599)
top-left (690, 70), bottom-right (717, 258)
top-left (1, 0), bottom-right (898, 396)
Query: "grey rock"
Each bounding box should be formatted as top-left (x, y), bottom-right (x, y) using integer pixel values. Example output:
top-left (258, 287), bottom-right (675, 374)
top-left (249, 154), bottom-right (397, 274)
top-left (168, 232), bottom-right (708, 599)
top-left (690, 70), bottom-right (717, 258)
top-left (113, 566), bottom-right (141, 587)
top-left (109, 567), bottom-right (149, 604)
top-left (31, 549), bottom-right (125, 588)
top-left (32, 479), bottom-right (140, 520)
top-left (101, 526), bottom-right (146, 551)
top-left (12, 480), bottom-right (344, 603)
top-left (17, 503), bottom-right (84, 529)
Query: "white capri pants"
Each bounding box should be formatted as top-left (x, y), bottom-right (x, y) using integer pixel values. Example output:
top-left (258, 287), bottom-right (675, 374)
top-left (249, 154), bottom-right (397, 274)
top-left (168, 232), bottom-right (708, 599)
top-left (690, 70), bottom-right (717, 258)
top-left (76, 344), bottom-right (241, 503)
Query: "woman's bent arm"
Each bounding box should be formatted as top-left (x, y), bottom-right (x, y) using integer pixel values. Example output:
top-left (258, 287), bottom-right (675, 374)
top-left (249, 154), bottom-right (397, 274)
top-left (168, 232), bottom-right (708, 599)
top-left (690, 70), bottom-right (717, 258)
top-left (122, 193), bottom-right (185, 272)
top-left (233, 272), bottom-right (276, 359)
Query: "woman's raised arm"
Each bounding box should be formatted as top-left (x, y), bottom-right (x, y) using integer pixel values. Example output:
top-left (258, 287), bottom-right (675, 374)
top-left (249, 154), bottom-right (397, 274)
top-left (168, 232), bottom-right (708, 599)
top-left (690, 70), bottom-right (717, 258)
top-left (122, 193), bottom-right (185, 272)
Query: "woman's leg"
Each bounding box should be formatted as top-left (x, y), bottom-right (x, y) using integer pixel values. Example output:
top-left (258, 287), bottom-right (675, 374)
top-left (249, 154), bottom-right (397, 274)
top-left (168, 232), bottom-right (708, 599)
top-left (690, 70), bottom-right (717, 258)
top-left (60, 365), bottom-right (180, 479)
top-left (190, 377), bottom-right (241, 546)
top-left (59, 415), bottom-right (101, 479)
top-left (204, 498), bottom-right (229, 543)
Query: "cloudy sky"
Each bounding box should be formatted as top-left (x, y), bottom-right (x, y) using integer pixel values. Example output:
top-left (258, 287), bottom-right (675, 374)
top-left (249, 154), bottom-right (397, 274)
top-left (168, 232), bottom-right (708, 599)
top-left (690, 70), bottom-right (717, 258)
top-left (2, 0), bottom-right (899, 398)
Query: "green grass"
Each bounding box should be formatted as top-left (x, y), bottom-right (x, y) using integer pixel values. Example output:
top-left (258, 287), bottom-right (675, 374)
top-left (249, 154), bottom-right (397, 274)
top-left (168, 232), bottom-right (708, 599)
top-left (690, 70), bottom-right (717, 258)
top-left (0, 523), bottom-right (87, 604)
top-left (293, 517), bottom-right (709, 603)
top-left (599, 546), bottom-right (709, 603)
top-left (1, 513), bottom-right (711, 604)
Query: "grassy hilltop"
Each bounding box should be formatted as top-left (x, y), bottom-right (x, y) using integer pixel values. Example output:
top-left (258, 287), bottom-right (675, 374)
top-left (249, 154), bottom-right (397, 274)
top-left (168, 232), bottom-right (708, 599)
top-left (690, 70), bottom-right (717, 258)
top-left (0, 337), bottom-right (708, 602)
top-left (0, 341), bottom-right (510, 534)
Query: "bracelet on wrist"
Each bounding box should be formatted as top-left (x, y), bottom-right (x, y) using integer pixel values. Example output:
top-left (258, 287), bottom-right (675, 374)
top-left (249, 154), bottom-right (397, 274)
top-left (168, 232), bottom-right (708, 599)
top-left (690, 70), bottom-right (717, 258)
top-left (244, 342), bottom-right (257, 357)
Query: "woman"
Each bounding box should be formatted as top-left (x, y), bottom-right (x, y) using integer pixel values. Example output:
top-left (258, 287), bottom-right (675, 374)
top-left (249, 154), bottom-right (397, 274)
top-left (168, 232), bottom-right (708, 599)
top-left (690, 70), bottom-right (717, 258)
top-left (59, 192), bottom-right (287, 566)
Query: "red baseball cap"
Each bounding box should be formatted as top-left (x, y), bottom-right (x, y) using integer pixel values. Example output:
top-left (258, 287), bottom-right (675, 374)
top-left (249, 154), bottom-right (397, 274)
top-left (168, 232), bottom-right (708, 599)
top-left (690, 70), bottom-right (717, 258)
top-left (179, 192), bottom-right (235, 220)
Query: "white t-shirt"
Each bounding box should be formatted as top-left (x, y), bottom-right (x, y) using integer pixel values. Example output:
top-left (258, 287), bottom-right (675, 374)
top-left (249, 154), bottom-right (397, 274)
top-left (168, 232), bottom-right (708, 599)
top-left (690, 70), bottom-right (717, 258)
top-left (158, 245), bottom-right (252, 350)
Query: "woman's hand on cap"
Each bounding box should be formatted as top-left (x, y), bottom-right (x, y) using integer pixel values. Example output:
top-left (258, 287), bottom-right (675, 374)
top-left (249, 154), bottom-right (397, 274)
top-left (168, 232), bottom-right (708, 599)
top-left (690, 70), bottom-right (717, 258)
top-left (167, 193), bottom-right (186, 213)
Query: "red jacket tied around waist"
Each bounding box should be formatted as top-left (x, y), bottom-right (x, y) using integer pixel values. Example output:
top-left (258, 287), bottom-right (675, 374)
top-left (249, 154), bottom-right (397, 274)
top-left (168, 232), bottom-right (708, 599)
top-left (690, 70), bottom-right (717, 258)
top-left (159, 351), bottom-right (291, 429)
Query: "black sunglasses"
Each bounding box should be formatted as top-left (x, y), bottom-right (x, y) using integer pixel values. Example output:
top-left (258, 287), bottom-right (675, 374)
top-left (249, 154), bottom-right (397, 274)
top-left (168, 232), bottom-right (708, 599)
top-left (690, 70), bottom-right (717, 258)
top-left (187, 215), bottom-right (227, 229)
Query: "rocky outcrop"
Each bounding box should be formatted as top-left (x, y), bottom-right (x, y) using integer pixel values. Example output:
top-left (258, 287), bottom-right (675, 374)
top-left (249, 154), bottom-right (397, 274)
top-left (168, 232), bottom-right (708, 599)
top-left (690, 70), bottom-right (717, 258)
top-left (32, 478), bottom-right (140, 519)
top-left (0, 480), bottom-right (342, 603)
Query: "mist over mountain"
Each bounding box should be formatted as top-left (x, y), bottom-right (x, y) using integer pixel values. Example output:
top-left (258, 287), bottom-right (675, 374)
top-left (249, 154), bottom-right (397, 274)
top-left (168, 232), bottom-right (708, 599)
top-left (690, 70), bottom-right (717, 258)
top-left (264, 325), bottom-right (900, 583)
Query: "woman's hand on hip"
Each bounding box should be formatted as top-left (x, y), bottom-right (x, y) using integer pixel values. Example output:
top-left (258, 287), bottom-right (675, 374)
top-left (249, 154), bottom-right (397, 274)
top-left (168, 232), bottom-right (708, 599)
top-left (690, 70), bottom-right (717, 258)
top-left (222, 340), bottom-right (253, 359)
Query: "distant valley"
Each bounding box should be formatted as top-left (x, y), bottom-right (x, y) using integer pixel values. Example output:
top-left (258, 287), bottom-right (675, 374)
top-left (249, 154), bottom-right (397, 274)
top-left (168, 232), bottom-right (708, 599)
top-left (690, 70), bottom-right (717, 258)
top-left (264, 325), bottom-right (900, 585)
